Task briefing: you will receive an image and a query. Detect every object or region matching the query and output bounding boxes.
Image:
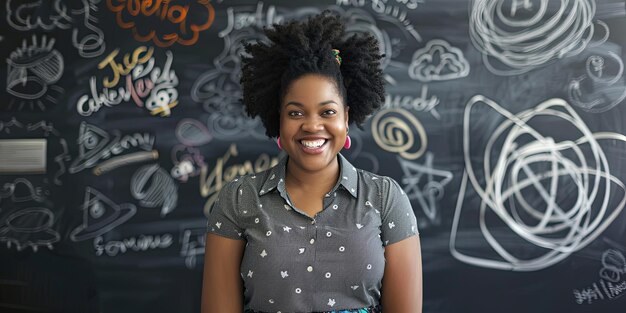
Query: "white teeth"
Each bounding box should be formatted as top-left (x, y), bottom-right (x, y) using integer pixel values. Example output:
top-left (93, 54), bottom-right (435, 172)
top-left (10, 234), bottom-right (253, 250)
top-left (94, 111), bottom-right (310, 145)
top-left (301, 139), bottom-right (325, 148)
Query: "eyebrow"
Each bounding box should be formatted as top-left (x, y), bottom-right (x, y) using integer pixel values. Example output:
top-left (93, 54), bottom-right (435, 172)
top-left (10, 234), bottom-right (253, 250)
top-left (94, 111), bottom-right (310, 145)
top-left (285, 100), bottom-right (339, 107)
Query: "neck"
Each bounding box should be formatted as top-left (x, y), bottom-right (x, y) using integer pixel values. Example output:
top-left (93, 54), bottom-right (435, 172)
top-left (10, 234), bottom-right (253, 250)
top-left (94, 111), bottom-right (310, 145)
top-left (285, 156), bottom-right (340, 192)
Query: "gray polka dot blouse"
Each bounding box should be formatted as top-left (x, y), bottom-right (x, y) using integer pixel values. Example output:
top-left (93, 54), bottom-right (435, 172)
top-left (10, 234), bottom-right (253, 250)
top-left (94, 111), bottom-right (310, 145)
top-left (206, 153), bottom-right (418, 312)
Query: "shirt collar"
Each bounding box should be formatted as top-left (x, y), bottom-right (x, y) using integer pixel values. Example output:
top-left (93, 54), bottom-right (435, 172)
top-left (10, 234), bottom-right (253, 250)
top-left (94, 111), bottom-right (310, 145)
top-left (259, 153), bottom-right (358, 198)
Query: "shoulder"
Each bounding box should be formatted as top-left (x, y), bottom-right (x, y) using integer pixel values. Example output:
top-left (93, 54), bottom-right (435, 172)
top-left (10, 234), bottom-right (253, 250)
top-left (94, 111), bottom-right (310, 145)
top-left (356, 168), bottom-right (403, 196)
top-left (220, 169), bottom-right (271, 195)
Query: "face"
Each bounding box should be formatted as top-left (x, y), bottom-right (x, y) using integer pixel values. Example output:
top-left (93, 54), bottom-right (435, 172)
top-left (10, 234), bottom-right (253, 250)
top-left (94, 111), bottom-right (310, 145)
top-left (280, 74), bottom-right (349, 174)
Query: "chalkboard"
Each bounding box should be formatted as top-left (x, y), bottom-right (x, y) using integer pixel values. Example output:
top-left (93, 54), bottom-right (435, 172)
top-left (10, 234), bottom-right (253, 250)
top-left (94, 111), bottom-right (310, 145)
top-left (1, 1), bottom-right (626, 312)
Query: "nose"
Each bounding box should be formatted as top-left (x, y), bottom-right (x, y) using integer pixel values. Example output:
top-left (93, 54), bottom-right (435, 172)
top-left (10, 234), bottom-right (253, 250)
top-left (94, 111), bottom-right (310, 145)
top-left (301, 115), bottom-right (324, 133)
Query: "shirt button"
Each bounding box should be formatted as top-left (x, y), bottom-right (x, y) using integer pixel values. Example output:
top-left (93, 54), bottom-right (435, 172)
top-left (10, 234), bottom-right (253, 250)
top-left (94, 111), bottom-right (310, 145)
top-left (311, 219), bottom-right (316, 225)
top-left (309, 238), bottom-right (315, 244)
top-left (307, 266), bottom-right (313, 272)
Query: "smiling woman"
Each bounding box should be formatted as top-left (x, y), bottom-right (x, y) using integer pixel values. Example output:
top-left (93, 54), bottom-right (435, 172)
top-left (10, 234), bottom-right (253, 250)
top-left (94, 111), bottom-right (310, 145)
top-left (202, 11), bottom-right (422, 313)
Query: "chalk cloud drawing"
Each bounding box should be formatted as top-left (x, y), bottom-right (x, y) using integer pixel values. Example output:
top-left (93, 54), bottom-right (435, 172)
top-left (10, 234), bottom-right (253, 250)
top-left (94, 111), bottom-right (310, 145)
top-left (6, 0), bottom-right (106, 57)
top-left (568, 51), bottom-right (626, 113)
top-left (70, 187), bottom-right (136, 242)
top-left (6, 35), bottom-right (64, 111)
top-left (450, 95), bottom-right (626, 271)
top-left (0, 207), bottom-right (60, 252)
top-left (469, 0), bottom-right (599, 75)
top-left (371, 107), bottom-right (427, 160)
top-left (398, 153), bottom-right (453, 226)
top-left (409, 39), bottom-right (470, 82)
top-left (131, 164), bottom-right (178, 216)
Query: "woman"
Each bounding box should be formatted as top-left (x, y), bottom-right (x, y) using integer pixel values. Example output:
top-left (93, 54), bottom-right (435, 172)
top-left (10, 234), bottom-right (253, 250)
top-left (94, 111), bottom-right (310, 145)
top-left (202, 11), bottom-right (422, 313)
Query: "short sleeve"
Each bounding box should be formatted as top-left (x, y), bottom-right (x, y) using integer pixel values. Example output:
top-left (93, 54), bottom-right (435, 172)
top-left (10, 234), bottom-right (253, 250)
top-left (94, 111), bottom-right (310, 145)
top-left (206, 180), bottom-right (245, 240)
top-left (380, 177), bottom-right (418, 246)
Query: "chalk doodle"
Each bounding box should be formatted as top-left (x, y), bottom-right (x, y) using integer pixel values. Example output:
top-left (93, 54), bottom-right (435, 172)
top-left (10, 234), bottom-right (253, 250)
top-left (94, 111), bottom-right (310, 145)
top-left (450, 96), bottom-right (626, 271)
top-left (573, 249), bottom-right (626, 304)
top-left (398, 153), bottom-right (453, 225)
top-left (409, 39), bottom-right (470, 82)
top-left (106, 0), bottom-right (215, 47)
top-left (6, 35), bottom-right (64, 110)
top-left (219, 1), bottom-right (286, 38)
top-left (0, 178), bottom-right (46, 203)
top-left (337, 0), bottom-right (425, 11)
top-left (175, 119), bottom-right (212, 147)
top-left (69, 122), bottom-right (155, 174)
top-left (384, 85), bottom-right (441, 119)
top-left (6, 0), bottom-right (106, 57)
top-left (0, 207), bottom-right (60, 252)
top-left (93, 150), bottom-right (159, 176)
top-left (371, 108), bottom-right (427, 160)
top-left (131, 164), bottom-right (178, 217)
top-left (0, 118), bottom-right (24, 134)
top-left (93, 233), bottom-right (173, 257)
top-left (170, 145), bottom-right (206, 183)
top-left (200, 144), bottom-right (279, 216)
top-left (335, 6), bottom-right (422, 84)
top-left (470, 0), bottom-right (598, 75)
top-left (70, 187), bottom-right (137, 242)
top-left (77, 46), bottom-right (179, 117)
top-left (179, 223), bottom-right (207, 269)
top-left (568, 51), bottom-right (626, 113)
top-left (191, 27), bottom-right (267, 140)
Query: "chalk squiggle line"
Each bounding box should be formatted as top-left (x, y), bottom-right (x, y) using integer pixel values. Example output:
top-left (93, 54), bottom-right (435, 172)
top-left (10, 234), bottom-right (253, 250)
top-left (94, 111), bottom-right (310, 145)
top-left (470, 0), bottom-right (597, 75)
top-left (450, 96), bottom-right (626, 271)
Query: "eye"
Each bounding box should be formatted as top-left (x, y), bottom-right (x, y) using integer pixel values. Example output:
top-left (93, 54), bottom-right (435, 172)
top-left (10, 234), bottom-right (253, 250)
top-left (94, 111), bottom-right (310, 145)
top-left (322, 110), bottom-right (336, 116)
top-left (287, 111), bottom-right (303, 117)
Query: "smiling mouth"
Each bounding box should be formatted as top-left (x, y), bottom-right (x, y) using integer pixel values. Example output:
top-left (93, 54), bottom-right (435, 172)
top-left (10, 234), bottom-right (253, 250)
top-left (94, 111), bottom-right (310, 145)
top-left (300, 139), bottom-right (327, 149)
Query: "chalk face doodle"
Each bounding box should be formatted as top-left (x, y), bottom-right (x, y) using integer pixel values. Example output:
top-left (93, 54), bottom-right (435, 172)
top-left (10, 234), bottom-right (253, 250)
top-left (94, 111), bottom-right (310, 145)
top-left (397, 153), bottom-right (453, 226)
top-left (69, 122), bottom-right (155, 174)
top-left (469, 0), bottom-right (597, 75)
top-left (0, 207), bottom-right (60, 252)
top-left (77, 46), bottom-right (179, 117)
top-left (450, 96), bottom-right (626, 271)
top-left (106, 0), bottom-right (215, 47)
top-left (6, 36), bottom-right (64, 111)
top-left (371, 108), bottom-right (427, 160)
top-left (6, 0), bottom-right (106, 57)
top-left (70, 187), bottom-right (137, 242)
top-left (409, 39), bottom-right (470, 82)
top-left (568, 50), bottom-right (626, 113)
top-left (131, 164), bottom-right (179, 217)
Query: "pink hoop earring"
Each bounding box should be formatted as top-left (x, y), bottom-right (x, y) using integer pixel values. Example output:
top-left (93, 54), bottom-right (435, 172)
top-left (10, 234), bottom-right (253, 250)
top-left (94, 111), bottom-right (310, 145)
top-left (277, 137), bottom-right (282, 150)
top-left (344, 135), bottom-right (351, 150)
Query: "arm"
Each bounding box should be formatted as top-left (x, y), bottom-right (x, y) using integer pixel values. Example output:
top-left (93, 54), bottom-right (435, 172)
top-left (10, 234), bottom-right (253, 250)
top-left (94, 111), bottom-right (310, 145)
top-left (201, 233), bottom-right (246, 313)
top-left (381, 235), bottom-right (423, 313)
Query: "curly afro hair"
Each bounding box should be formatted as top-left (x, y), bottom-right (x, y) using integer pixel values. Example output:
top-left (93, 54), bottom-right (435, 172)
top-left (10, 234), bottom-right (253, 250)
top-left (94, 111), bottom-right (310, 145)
top-left (241, 11), bottom-right (386, 138)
